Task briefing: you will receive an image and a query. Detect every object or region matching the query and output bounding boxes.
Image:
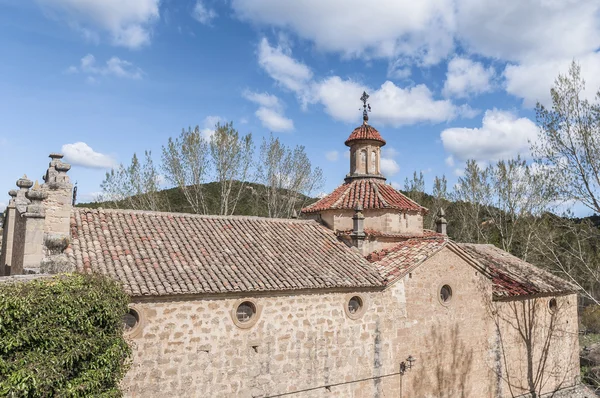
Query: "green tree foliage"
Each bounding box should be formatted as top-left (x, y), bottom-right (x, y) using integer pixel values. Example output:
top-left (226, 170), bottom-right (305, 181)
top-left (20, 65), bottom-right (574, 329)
top-left (0, 274), bottom-right (131, 397)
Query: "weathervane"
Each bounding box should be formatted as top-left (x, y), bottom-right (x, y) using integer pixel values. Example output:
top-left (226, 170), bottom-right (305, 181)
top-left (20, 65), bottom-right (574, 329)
top-left (360, 91), bottom-right (371, 124)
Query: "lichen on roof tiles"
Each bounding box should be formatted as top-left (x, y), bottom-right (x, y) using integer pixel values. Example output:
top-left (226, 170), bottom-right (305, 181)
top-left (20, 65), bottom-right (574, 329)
top-left (458, 243), bottom-right (578, 298)
top-left (66, 208), bottom-right (385, 296)
top-left (301, 179), bottom-right (427, 214)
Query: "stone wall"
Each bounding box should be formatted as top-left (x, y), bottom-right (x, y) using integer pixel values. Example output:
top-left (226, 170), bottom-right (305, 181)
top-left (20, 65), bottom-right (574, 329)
top-left (494, 294), bottom-right (580, 397)
top-left (120, 247), bottom-right (578, 398)
top-left (318, 208), bottom-right (423, 236)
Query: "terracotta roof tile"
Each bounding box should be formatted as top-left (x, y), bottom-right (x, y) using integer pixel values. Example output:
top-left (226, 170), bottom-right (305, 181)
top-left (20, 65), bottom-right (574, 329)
top-left (66, 208), bottom-right (384, 296)
top-left (458, 243), bottom-right (578, 298)
top-left (301, 179), bottom-right (427, 214)
top-left (367, 237), bottom-right (447, 283)
top-left (345, 124), bottom-right (386, 146)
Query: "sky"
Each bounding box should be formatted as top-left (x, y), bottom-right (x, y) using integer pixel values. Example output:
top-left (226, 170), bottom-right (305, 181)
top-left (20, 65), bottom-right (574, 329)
top-left (1, 0), bottom-right (599, 214)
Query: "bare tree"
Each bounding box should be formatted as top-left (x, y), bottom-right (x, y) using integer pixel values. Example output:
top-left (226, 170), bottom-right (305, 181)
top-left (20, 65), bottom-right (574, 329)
top-left (452, 160), bottom-right (491, 244)
top-left (404, 171), bottom-right (425, 204)
top-left (427, 175), bottom-right (448, 229)
top-left (209, 122), bottom-right (254, 215)
top-left (257, 135), bottom-right (324, 218)
top-left (162, 126), bottom-right (209, 214)
top-left (534, 61), bottom-right (600, 214)
top-left (530, 214), bottom-right (600, 305)
top-left (100, 151), bottom-right (165, 211)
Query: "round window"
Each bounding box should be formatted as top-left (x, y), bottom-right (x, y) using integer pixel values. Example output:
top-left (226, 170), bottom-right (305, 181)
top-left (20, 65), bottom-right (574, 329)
top-left (549, 298), bottom-right (558, 313)
top-left (123, 308), bottom-right (139, 331)
top-left (348, 296), bottom-right (363, 315)
top-left (440, 285), bottom-right (453, 303)
top-left (236, 301), bottom-right (256, 323)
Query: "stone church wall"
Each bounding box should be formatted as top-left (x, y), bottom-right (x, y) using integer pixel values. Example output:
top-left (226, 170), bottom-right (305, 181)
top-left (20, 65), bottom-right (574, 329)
top-left (318, 208), bottom-right (423, 236)
top-left (493, 294), bottom-right (580, 397)
top-left (119, 247), bottom-right (576, 398)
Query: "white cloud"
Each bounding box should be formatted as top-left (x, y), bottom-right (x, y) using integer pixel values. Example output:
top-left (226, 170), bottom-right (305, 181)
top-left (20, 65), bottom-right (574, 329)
top-left (443, 56), bottom-right (494, 98)
top-left (456, 0), bottom-right (600, 64)
top-left (193, 0), bottom-right (217, 25)
top-left (243, 90), bottom-right (294, 132)
top-left (379, 146), bottom-right (400, 177)
top-left (258, 38), bottom-right (313, 102)
top-left (68, 54), bottom-right (144, 80)
top-left (445, 155), bottom-right (455, 167)
top-left (242, 90), bottom-right (282, 109)
top-left (504, 53), bottom-right (600, 107)
top-left (381, 158), bottom-right (400, 176)
top-left (312, 77), bottom-right (459, 126)
top-left (200, 115), bottom-right (225, 140)
top-left (440, 109), bottom-right (538, 162)
top-left (233, 0), bottom-right (455, 65)
top-left (325, 150), bottom-right (339, 162)
top-left (391, 181), bottom-right (402, 190)
top-left (37, 0), bottom-right (160, 48)
top-left (254, 107), bottom-right (294, 132)
top-left (62, 142), bottom-right (117, 169)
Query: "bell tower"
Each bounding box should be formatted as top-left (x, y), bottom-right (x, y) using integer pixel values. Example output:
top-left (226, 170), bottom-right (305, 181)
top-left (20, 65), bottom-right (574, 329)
top-left (345, 92), bottom-right (386, 182)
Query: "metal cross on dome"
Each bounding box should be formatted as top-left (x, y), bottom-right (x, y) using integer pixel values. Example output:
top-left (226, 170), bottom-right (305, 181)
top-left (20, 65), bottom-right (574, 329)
top-left (360, 91), bottom-right (371, 123)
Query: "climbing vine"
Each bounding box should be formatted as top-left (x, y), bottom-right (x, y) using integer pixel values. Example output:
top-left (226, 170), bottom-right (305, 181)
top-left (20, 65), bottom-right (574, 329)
top-left (0, 273), bottom-right (131, 397)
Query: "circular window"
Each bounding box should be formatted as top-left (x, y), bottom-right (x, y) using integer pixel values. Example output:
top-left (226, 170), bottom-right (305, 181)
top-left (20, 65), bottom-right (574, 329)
top-left (440, 285), bottom-right (453, 305)
top-left (549, 298), bottom-right (558, 313)
top-left (123, 307), bottom-right (143, 337)
top-left (348, 296), bottom-right (363, 315)
top-left (344, 294), bottom-right (367, 319)
top-left (236, 301), bottom-right (256, 323)
top-left (231, 299), bottom-right (261, 329)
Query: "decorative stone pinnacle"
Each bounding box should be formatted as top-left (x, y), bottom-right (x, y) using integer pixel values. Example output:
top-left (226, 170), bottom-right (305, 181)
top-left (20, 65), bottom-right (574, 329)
top-left (354, 202), bottom-right (364, 212)
top-left (8, 190), bottom-right (17, 197)
top-left (49, 153), bottom-right (64, 159)
top-left (16, 175), bottom-right (34, 189)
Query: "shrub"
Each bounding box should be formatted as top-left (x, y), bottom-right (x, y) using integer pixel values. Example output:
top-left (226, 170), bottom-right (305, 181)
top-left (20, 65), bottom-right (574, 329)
top-left (0, 273), bottom-right (131, 397)
top-left (582, 305), bottom-right (600, 334)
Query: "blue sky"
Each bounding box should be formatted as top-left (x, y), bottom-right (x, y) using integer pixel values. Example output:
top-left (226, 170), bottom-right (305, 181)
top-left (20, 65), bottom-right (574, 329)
top-left (1, 0), bottom-right (600, 212)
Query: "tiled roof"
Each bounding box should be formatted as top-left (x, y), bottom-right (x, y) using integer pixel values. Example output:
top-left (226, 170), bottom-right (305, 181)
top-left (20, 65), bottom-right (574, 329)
top-left (301, 179), bottom-right (427, 214)
top-left (367, 237), bottom-right (447, 284)
top-left (66, 208), bottom-right (385, 297)
top-left (345, 124), bottom-right (386, 146)
top-left (458, 243), bottom-right (578, 298)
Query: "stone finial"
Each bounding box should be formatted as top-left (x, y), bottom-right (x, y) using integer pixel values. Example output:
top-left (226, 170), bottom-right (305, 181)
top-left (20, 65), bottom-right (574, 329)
top-left (16, 175), bottom-right (33, 189)
top-left (7, 189), bottom-right (17, 206)
top-left (291, 209), bottom-right (298, 219)
top-left (354, 202), bottom-right (364, 213)
top-left (435, 208), bottom-right (447, 235)
top-left (24, 181), bottom-right (48, 217)
top-left (43, 152), bottom-right (71, 187)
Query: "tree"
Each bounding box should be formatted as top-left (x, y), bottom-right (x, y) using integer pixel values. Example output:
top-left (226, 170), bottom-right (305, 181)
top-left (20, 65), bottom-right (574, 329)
top-left (209, 122), bottom-right (254, 215)
top-left (487, 157), bottom-right (555, 259)
top-left (428, 175), bottom-right (448, 229)
top-left (0, 273), bottom-right (131, 397)
top-left (257, 135), bottom-right (324, 218)
top-left (162, 126), bottom-right (210, 214)
top-left (404, 171), bottom-right (425, 204)
top-left (100, 151), bottom-right (165, 211)
top-left (452, 160), bottom-right (491, 244)
top-left (534, 61), bottom-right (600, 214)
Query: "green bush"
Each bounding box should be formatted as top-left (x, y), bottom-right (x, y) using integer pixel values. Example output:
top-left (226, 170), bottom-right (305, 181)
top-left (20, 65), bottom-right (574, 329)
top-left (0, 273), bottom-right (131, 397)
top-left (582, 305), bottom-right (600, 334)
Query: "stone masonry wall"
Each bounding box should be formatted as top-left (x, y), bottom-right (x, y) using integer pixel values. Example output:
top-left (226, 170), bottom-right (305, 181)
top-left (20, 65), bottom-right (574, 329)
top-left (121, 247), bottom-right (578, 397)
top-left (494, 294), bottom-right (580, 397)
top-left (121, 247), bottom-right (576, 398)
top-left (319, 209), bottom-right (423, 236)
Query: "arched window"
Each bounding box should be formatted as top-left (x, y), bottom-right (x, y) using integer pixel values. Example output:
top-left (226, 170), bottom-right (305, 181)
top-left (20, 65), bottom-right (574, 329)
top-left (371, 151), bottom-right (376, 171)
top-left (360, 150), bottom-right (367, 171)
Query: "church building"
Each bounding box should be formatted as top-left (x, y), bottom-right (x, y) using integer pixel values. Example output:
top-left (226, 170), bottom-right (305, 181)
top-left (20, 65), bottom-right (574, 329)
top-left (0, 93), bottom-right (583, 397)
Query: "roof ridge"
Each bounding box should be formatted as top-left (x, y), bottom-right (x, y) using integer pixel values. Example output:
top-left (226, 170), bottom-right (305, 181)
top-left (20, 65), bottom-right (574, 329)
top-left (73, 207), bottom-right (317, 224)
